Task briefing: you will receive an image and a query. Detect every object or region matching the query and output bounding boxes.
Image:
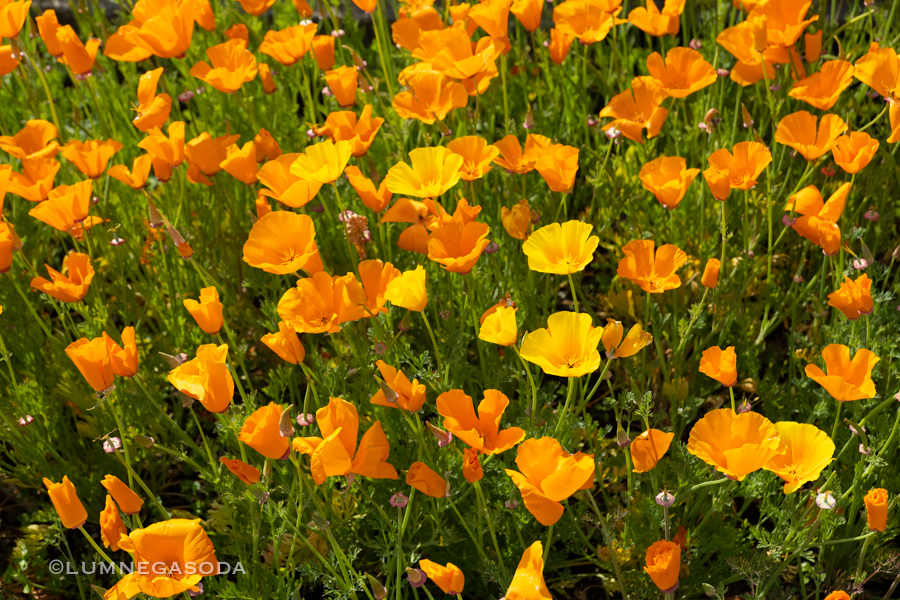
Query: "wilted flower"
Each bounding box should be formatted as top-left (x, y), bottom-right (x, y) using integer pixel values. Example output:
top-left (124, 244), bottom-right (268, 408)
top-left (655, 491), bottom-right (675, 507)
top-left (390, 492), bottom-right (409, 508)
top-left (103, 437), bottom-right (122, 453)
top-left (816, 491), bottom-right (836, 510)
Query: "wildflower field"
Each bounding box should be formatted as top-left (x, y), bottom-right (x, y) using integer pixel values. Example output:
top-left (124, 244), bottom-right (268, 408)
top-left (1, 0), bottom-right (900, 596)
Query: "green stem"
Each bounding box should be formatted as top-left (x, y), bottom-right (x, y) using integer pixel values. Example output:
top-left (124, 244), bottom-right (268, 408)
top-left (474, 481), bottom-right (506, 571)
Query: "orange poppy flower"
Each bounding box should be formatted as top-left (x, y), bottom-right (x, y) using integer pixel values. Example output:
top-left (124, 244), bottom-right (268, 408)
top-left (479, 305), bottom-right (518, 346)
top-left (600, 319), bottom-right (652, 358)
top-left (55, 25), bottom-right (101, 76)
top-left (66, 336), bottom-right (114, 392)
top-left (763, 422), bottom-right (834, 494)
top-left (109, 155), bottom-right (153, 189)
top-left (312, 35), bottom-right (336, 70)
top-left (346, 259), bottom-right (401, 320)
top-left (0, 0), bottom-right (31, 38)
top-left (631, 429), bottom-right (675, 472)
top-left (220, 457), bottom-right (260, 484)
top-left (385, 147), bottom-right (463, 198)
top-left (462, 447), bottom-right (484, 482)
top-left (419, 560), bottom-right (465, 594)
top-left (468, 0), bottom-right (510, 38)
top-left (122, 0), bottom-right (195, 59)
top-left (224, 23), bottom-right (249, 43)
top-left (101, 474), bottom-right (144, 515)
top-left (183, 287), bottom-right (223, 335)
top-left (370, 359), bottom-right (427, 411)
top-left (292, 396), bottom-right (398, 484)
top-left (805, 344), bottom-right (878, 402)
top-left (261, 321), bottom-right (305, 365)
top-left (236, 0), bottom-right (275, 14)
top-left (523, 220), bottom-right (598, 274)
top-left (277, 271), bottom-right (367, 333)
top-left (827, 274), bottom-right (873, 320)
top-left (243, 211), bottom-right (322, 274)
top-left (324, 65), bottom-right (359, 108)
top-left (784, 182), bottom-right (849, 256)
top-left (0, 223), bottom-right (15, 273)
top-left (259, 23), bottom-right (317, 66)
top-left (290, 139), bottom-right (353, 185)
top-left (30, 252), bottom-right (93, 303)
top-left (103, 326), bottom-right (139, 377)
top-left (699, 345), bottom-right (737, 387)
top-left (646, 47), bottom-right (716, 98)
top-left (854, 47), bottom-right (899, 100)
top-left (751, 0), bottom-right (818, 48)
top-left (100, 496), bottom-right (127, 551)
top-left (351, 0), bottom-right (377, 11)
top-left (701, 258), bottom-right (721, 288)
top-left (505, 437), bottom-right (594, 526)
top-left (257, 154), bottom-right (322, 208)
top-left (500, 199), bottom-right (536, 240)
top-left (864, 488), bottom-right (888, 532)
top-left (313, 105), bottom-right (384, 157)
top-left (36, 9), bottom-right (64, 56)
top-left (252, 129), bottom-right (280, 162)
top-left (437, 388), bottom-right (525, 454)
top-left (774, 111), bottom-right (847, 161)
top-left (384, 265), bottom-right (428, 311)
top-left (446, 135), bottom-right (499, 181)
top-left (258, 63), bottom-right (277, 94)
top-left (686, 408), bottom-right (782, 480)
top-left (492, 133), bottom-right (551, 174)
top-left (0, 119), bottom-right (60, 161)
top-left (535, 143), bottom-right (579, 192)
top-left (638, 155), bottom-right (700, 209)
top-left (190, 39), bottom-right (257, 94)
top-left (61, 139), bottom-right (123, 179)
top-left (824, 593), bottom-right (850, 600)
top-left (8, 158), bottom-right (59, 202)
top-left (788, 60), bottom-right (854, 111)
top-left (184, 132), bottom-right (241, 185)
top-left (392, 69), bottom-right (468, 124)
top-left (832, 131), bottom-right (879, 174)
top-left (506, 541), bottom-right (551, 599)
top-left (293, 0), bottom-right (313, 15)
top-left (345, 166), bottom-right (392, 212)
top-left (644, 540), bottom-right (680, 591)
top-left (511, 0), bottom-right (542, 31)
top-left (547, 27), bottom-right (575, 64)
top-left (103, 21), bottom-right (153, 62)
top-left (553, 0), bottom-right (624, 45)
top-left (379, 198), bottom-right (436, 254)
top-left (106, 519), bottom-right (218, 599)
top-left (138, 121), bottom-right (185, 180)
top-left (28, 179), bottom-right (92, 234)
top-left (703, 141), bottom-right (772, 200)
top-left (520, 311), bottom-right (602, 377)
top-left (628, 0), bottom-right (683, 37)
top-left (239, 402), bottom-right (292, 460)
top-left (0, 43), bottom-right (18, 77)
top-left (42, 476), bottom-right (88, 529)
top-left (427, 220), bottom-right (490, 273)
top-left (219, 141), bottom-right (259, 185)
top-left (617, 239), bottom-right (686, 293)
top-left (406, 461), bottom-right (447, 497)
top-left (167, 344), bottom-right (234, 413)
top-left (599, 76), bottom-right (669, 143)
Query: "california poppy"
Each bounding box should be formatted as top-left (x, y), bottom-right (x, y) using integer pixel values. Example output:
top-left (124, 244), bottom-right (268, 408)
top-left (547, 27), bottom-right (575, 64)
top-left (419, 560), bottom-right (465, 594)
top-left (100, 496), bottom-right (127, 551)
top-left (751, 0), bottom-right (818, 48)
top-left (122, 0), bottom-right (195, 59)
top-left (314, 105), bottom-right (384, 158)
top-left (703, 141), bottom-right (772, 200)
top-left (639, 156), bottom-right (700, 209)
top-left (345, 166), bottom-right (392, 212)
top-left (8, 158), bottom-right (60, 202)
top-left (506, 541), bottom-right (551, 599)
top-left (510, 0), bottom-right (542, 30)
top-left (260, 321), bottom-right (306, 365)
top-left (290, 139), bottom-right (353, 185)
top-left (348, 259), bottom-right (401, 320)
top-left (392, 69), bottom-right (468, 124)
top-left (774, 111), bottom-right (847, 161)
top-left (324, 65), bottom-right (359, 108)
top-left (646, 47), bottom-right (716, 98)
top-left (687, 408), bottom-right (782, 480)
top-left (468, 0), bottom-right (510, 38)
top-left (599, 76), bottom-right (669, 143)
top-left (167, 344), bottom-right (234, 413)
top-left (256, 154), bottom-right (322, 209)
top-left (0, 119), bottom-right (60, 161)
top-left (628, 0), bottom-right (683, 37)
top-left (138, 121), bottom-right (185, 180)
top-left (220, 142), bottom-right (259, 185)
top-left (406, 461), bottom-right (448, 497)
top-left (501, 199), bottom-right (536, 240)
top-left (66, 337), bottom-right (114, 392)
top-left (824, 593), bottom-right (851, 600)
top-left (259, 23), bottom-right (317, 66)
top-left (370, 360), bottom-right (427, 412)
top-left (854, 47), bottom-right (900, 142)
top-left (101, 474), bottom-right (144, 515)
top-left (184, 132), bottom-right (241, 185)
top-left (462, 447), bottom-right (484, 483)
top-left (237, 0), bottom-right (275, 15)
top-left (190, 39), bottom-right (258, 94)
top-left (600, 319), bottom-right (652, 358)
top-left (479, 305), bottom-right (518, 346)
top-left (699, 345), bottom-right (737, 387)
top-left (492, 134), bottom-right (551, 174)
top-left (103, 22), bottom-right (153, 62)
top-left (788, 60), bottom-right (854, 110)
top-left (0, 223), bottom-right (16, 273)
top-left (258, 63), bottom-right (277, 94)
top-left (784, 182), bottom-right (849, 256)
top-left (55, 25), bottom-right (101, 76)
top-left (617, 239), bottom-right (687, 293)
top-left (805, 344), bottom-right (878, 402)
top-left (763, 422), bottom-right (834, 493)
top-left (827, 274), bottom-right (873, 320)
top-left (28, 179), bottom-right (92, 234)
top-left (103, 326), bottom-right (139, 377)
top-left (832, 131), bottom-right (879, 174)
top-left (644, 540), bottom-right (680, 591)
top-left (554, 0), bottom-right (624, 45)
top-left (384, 265), bottom-right (428, 311)
top-left (61, 139), bottom-right (123, 179)
top-left (631, 429), bottom-right (675, 472)
top-left (36, 9), bottom-right (64, 56)
top-left (385, 147), bottom-right (463, 198)
top-left (105, 519), bottom-right (218, 599)
top-left (523, 220), bottom-right (599, 274)
top-left (255, 131), bottom-right (282, 164)
top-left (427, 220), bottom-right (491, 273)
top-left (277, 271), bottom-right (367, 333)
top-left (520, 311), bottom-right (602, 377)
top-left (292, 396), bottom-right (398, 484)
top-left (239, 402), bottom-right (291, 460)
top-left (220, 457), bottom-right (260, 485)
top-left (701, 258), bottom-right (721, 288)
top-left (505, 437), bottom-right (594, 526)
top-left (312, 35), bottom-right (336, 70)
top-left (183, 287), bottom-right (224, 335)
top-left (30, 252), bottom-right (94, 302)
top-left (864, 488), bottom-right (888, 532)
top-left (42, 476), bottom-right (88, 529)
top-left (109, 155), bottom-right (153, 189)
top-left (437, 389), bottom-right (525, 453)
top-left (535, 144), bottom-right (579, 192)
top-left (446, 136), bottom-right (499, 181)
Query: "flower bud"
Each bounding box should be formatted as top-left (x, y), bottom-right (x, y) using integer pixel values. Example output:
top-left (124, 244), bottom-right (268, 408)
top-left (103, 437), bottom-right (121, 453)
top-left (251, 488), bottom-right (270, 505)
top-left (375, 376), bottom-right (399, 404)
top-left (279, 404), bottom-right (295, 437)
top-left (616, 425), bottom-right (630, 447)
top-left (365, 573), bottom-right (387, 600)
top-left (426, 421), bottom-right (453, 447)
top-left (703, 583), bottom-right (717, 596)
top-left (505, 499), bottom-right (518, 509)
top-left (296, 413), bottom-right (315, 427)
top-left (406, 568), bottom-right (427, 588)
top-left (134, 434), bottom-right (155, 448)
top-left (148, 198), bottom-right (164, 228)
top-left (655, 491), bottom-right (675, 507)
top-left (18, 414), bottom-right (34, 427)
top-left (398, 311), bottom-right (412, 331)
top-left (310, 512), bottom-right (331, 530)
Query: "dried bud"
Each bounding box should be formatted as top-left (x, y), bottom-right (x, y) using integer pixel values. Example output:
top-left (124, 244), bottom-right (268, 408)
top-left (816, 491), bottom-right (836, 510)
top-left (390, 492), bottom-right (408, 508)
top-left (655, 491), bottom-right (675, 507)
top-left (147, 198), bottom-right (164, 228)
top-left (279, 404), bottom-right (295, 437)
top-left (365, 573), bottom-right (387, 600)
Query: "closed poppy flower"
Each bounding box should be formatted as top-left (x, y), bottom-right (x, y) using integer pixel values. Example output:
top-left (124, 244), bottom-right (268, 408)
top-left (345, 166), bottom-right (392, 212)
top-left (312, 35), bottom-right (336, 70)
top-left (460, 447), bottom-right (484, 483)
top-left (55, 25), bottom-right (101, 76)
top-left (701, 258), bottom-right (721, 288)
top-left (553, 0), bottom-right (624, 45)
top-left (492, 133), bottom-right (551, 174)
top-left (324, 65), bottom-right (359, 108)
top-left (183, 287), bottom-right (223, 335)
top-left (240, 402), bottom-right (291, 460)
top-left (167, 344), bottom-right (234, 413)
top-left (699, 345), bottom-right (737, 387)
top-left (392, 69), bottom-right (468, 124)
top-left (138, 121), bottom-right (186, 180)
top-left (446, 136), bottom-right (499, 181)
top-left (805, 344), bottom-right (879, 402)
top-left (631, 429), bottom-right (675, 472)
top-left (763, 422), bottom-right (834, 493)
top-left (277, 271), bottom-right (367, 333)
top-left (427, 220), bottom-right (491, 274)
top-left (220, 141), bottom-right (259, 185)
top-left (224, 23), bottom-right (249, 43)
top-left (628, 0), bottom-right (683, 36)
top-left (190, 39), bottom-right (258, 94)
top-left (258, 63), bottom-right (277, 94)
top-left (0, 43), bottom-right (18, 77)
top-left (292, 396), bottom-right (398, 484)
top-left (219, 457), bottom-right (260, 484)
top-left (255, 193), bottom-right (271, 219)
top-left (61, 139), bottom-right (123, 179)
top-left (864, 488), bottom-right (888, 532)
top-left (66, 337), bottom-right (114, 392)
top-left (468, 0), bottom-right (510, 38)
top-left (386, 147), bottom-right (463, 198)
top-left (0, 119), bottom-right (60, 161)
top-left (505, 437), bottom-right (594, 526)
top-left (371, 359), bottom-right (427, 411)
top-left (253, 130), bottom-right (280, 163)
top-left (501, 199), bottom-right (535, 240)
top-left (687, 408), bottom-right (782, 480)
top-left (644, 540), bottom-right (680, 591)
top-left (101, 474), bottom-right (144, 515)
top-left (184, 132), bottom-right (241, 184)
top-left (479, 305), bottom-right (518, 346)
top-left (600, 319), bottom-right (652, 358)
top-left (600, 76), bottom-right (669, 143)
top-left (109, 154), bottom-right (153, 189)
top-left (617, 239), bottom-right (687, 293)
top-left (380, 198), bottom-right (436, 254)
top-left (788, 60), bottom-right (854, 110)
top-left (804, 30), bottom-right (822, 62)
top-left (535, 143), bottom-right (579, 192)
top-left (547, 27), bottom-right (575, 64)
top-left (123, 0), bottom-right (195, 59)
top-left (260, 321), bottom-right (306, 365)
top-left (0, 223), bottom-right (15, 273)
top-left (36, 9), bottom-right (64, 56)
top-left (511, 0), bottom-right (542, 31)
top-left (8, 158), bottom-right (60, 202)
top-left (259, 23), bottom-right (317, 66)
top-left (103, 326), bottom-right (139, 377)
top-left (31, 252), bottom-right (94, 303)
top-left (751, 0), bottom-right (817, 48)
top-left (42, 476), bottom-right (88, 529)
top-left (437, 388), bottom-right (525, 453)
top-left (0, 0), bottom-right (29, 38)
top-left (523, 220), bottom-right (599, 274)
top-left (832, 131), bottom-right (879, 174)
top-left (827, 274), bottom-right (873, 320)
top-left (646, 47), bottom-right (716, 98)
top-left (775, 111), bottom-right (847, 161)
top-left (290, 139), bottom-right (353, 185)
top-left (384, 265), bottom-right (428, 311)
top-left (521, 311), bottom-right (602, 377)
top-left (293, 0), bottom-right (313, 15)
top-left (100, 495), bottom-right (127, 551)
top-left (28, 179), bottom-right (92, 234)
top-left (784, 182), bottom-right (849, 256)
top-left (824, 593), bottom-right (850, 600)
top-left (419, 560), bottom-right (465, 594)
top-left (314, 105), bottom-right (384, 157)
top-left (237, 0), bottom-right (275, 15)
top-left (506, 541), bottom-right (551, 600)
top-left (243, 211), bottom-right (321, 275)
top-left (703, 141), bottom-right (772, 200)
top-left (406, 461), bottom-right (447, 497)
top-left (106, 519), bottom-right (218, 599)
top-left (639, 155), bottom-right (700, 209)
top-left (257, 154), bottom-right (322, 208)
top-left (192, 0), bottom-right (217, 34)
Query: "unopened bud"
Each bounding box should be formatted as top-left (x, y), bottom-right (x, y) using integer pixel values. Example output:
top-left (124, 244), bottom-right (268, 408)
top-left (280, 404), bottom-right (296, 437)
top-left (159, 351), bottom-right (188, 368)
top-left (741, 103), bottom-right (753, 129)
top-left (426, 421), bottom-right (453, 447)
top-left (148, 198), bottom-right (164, 228)
top-left (616, 426), bottom-right (630, 447)
top-left (702, 583), bottom-right (717, 596)
top-left (310, 512), bottom-right (331, 530)
top-left (375, 376), bottom-right (399, 404)
top-left (134, 434), bottom-right (155, 448)
top-left (251, 488), bottom-right (270, 504)
top-left (365, 573), bottom-right (387, 600)
top-left (398, 311), bottom-right (412, 331)
top-left (406, 568), bottom-right (427, 588)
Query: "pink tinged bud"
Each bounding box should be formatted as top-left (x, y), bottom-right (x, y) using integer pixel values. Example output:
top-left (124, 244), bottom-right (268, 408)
top-left (717, 68), bottom-right (730, 77)
top-left (542, 40), bottom-right (549, 48)
top-left (134, 434), bottom-right (155, 448)
top-left (655, 491), bottom-right (675, 507)
top-left (296, 413), bottom-right (315, 427)
top-left (188, 582), bottom-right (204, 597)
top-left (110, 234), bottom-right (126, 246)
top-left (252, 489), bottom-right (270, 504)
top-left (195, 86), bottom-right (205, 95)
top-left (375, 376), bottom-right (399, 404)
top-left (783, 215), bottom-right (796, 227)
top-left (398, 312), bottom-right (412, 332)
top-left (616, 426), bottom-right (630, 447)
top-left (18, 415), bottom-right (34, 427)
top-left (406, 568), bottom-right (427, 588)
top-left (792, 275), bottom-right (804, 283)
top-left (853, 258), bottom-right (868, 270)
top-left (103, 437), bottom-right (122, 453)
top-left (306, 129), bottom-right (316, 138)
top-left (280, 404), bottom-right (296, 437)
top-left (310, 203), bottom-right (325, 213)
top-left (660, 581), bottom-right (680, 594)
top-left (426, 421), bottom-right (453, 447)
top-left (605, 126), bottom-right (622, 140)
top-left (310, 512), bottom-right (331, 530)
top-left (860, 444), bottom-right (872, 455)
top-left (821, 166), bottom-right (835, 176)
top-left (816, 491), bottom-right (836, 510)
top-left (867, 90), bottom-right (880, 99)
top-left (586, 116), bottom-right (598, 127)
top-left (738, 401), bottom-right (752, 413)
top-left (322, 87), bottom-right (332, 97)
top-left (439, 310), bottom-right (450, 320)
top-left (484, 241), bottom-right (499, 254)
top-left (374, 342), bottom-right (386, 355)
top-left (531, 212), bottom-right (541, 224)
top-left (148, 198), bottom-right (164, 228)
top-left (505, 499), bottom-right (518, 509)
top-left (390, 492), bottom-right (409, 508)
top-left (864, 210), bottom-right (880, 221)
top-left (178, 90), bottom-right (194, 102)
top-left (769, 83), bottom-right (781, 91)
top-left (365, 574), bottom-right (387, 600)
top-left (689, 39), bottom-right (702, 50)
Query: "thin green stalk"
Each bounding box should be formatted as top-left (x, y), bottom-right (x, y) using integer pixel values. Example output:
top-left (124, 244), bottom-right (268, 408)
top-left (474, 481), bottom-right (506, 571)
top-left (512, 345), bottom-right (539, 432)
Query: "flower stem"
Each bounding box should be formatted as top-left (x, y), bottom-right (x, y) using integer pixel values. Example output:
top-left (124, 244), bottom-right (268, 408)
top-left (567, 272), bottom-right (580, 313)
top-left (512, 345), bottom-right (539, 432)
top-left (474, 481), bottom-right (506, 571)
